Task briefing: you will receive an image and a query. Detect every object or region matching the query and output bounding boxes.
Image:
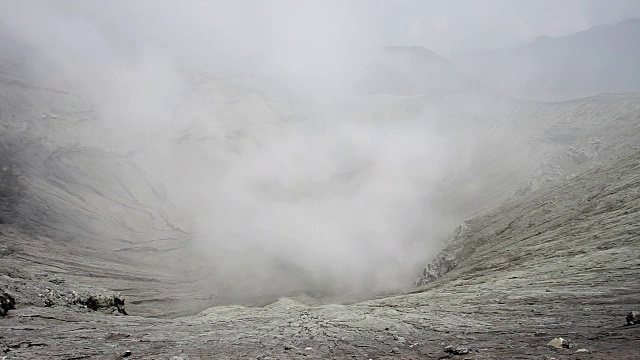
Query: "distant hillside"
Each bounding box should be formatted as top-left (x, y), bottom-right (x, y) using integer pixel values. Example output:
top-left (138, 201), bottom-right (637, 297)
top-left (451, 18), bottom-right (640, 101)
top-left (357, 46), bottom-right (494, 96)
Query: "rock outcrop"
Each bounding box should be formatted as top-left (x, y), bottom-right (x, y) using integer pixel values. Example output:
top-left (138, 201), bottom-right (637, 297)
top-left (415, 222), bottom-right (467, 286)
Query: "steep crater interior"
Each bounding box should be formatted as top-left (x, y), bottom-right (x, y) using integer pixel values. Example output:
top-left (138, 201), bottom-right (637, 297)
top-left (2, 46), bottom-right (639, 318)
top-left (1, 7), bottom-right (640, 358)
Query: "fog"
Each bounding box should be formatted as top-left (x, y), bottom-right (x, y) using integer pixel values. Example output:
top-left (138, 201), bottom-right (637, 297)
top-left (1, 1), bottom-right (637, 300)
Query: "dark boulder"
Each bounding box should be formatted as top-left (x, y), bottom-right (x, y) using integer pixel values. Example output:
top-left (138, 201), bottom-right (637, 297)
top-left (0, 291), bottom-right (16, 316)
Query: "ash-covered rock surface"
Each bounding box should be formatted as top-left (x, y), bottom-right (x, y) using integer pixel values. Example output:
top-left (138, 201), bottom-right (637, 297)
top-left (2, 150), bottom-right (639, 359)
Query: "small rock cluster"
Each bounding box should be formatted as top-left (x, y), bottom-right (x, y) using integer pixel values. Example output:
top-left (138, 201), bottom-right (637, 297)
top-left (67, 291), bottom-right (127, 315)
top-left (0, 291), bottom-right (15, 316)
top-left (626, 311), bottom-right (639, 326)
top-left (444, 345), bottom-right (470, 356)
top-left (547, 337), bottom-right (573, 349)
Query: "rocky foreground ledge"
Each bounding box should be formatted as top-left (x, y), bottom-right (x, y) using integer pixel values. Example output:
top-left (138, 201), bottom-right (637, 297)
top-left (1, 151), bottom-right (640, 359)
top-left (0, 279), bottom-right (638, 359)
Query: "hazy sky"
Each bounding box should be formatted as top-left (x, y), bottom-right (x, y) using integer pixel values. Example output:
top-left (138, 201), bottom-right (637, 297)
top-left (363, 0), bottom-right (640, 53)
top-left (3, 0), bottom-right (640, 56)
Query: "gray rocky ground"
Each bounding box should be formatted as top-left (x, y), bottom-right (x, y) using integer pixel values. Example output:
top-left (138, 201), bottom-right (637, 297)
top-left (2, 149), bottom-right (639, 359)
